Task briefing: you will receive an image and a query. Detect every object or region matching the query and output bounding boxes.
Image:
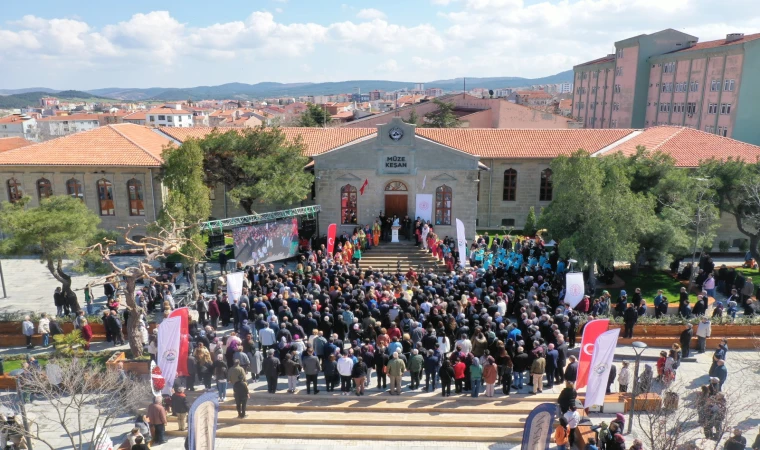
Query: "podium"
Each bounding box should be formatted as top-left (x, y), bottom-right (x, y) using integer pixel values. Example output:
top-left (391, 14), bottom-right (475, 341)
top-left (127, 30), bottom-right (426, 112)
top-left (391, 226), bottom-right (400, 243)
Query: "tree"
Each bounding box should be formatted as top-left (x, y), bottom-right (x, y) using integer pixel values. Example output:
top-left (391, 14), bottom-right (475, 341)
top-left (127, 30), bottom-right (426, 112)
top-left (0, 196), bottom-right (105, 313)
top-left (523, 206), bottom-right (537, 236)
top-left (538, 150), bottom-right (655, 286)
top-left (0, 358), bottom-right (148, 450)
top-left (403, 110), bottom-right (420, 126)
top-left (488, 89), bottom-right (494, 98)
top-left (699, 159), bottom-right (760, 259)
top-left (201, 126), bottom-right (314, 215)
top-left (159, 138), bottom-right (211, 301)
top-left (298, 103), bottom-right (331, 127)
top-left (86, 219), bottom-right (204, 357)
top-left (424, 99), bottom-right (461, 128)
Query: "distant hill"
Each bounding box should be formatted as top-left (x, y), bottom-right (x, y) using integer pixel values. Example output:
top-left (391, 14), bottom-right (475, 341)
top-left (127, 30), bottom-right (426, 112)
top-left (83, 71), bottom-right (574, 101)
top-left (1, 71), bottom-right (574, 104)
top-left (0, 90), bottom-right (115, 109)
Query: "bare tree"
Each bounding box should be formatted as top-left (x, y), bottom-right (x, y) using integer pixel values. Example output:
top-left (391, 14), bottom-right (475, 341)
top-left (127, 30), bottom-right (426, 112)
top-left (633, 378), bottom-right (760, 450)
top-left (84, 217), bottom-right (204, 357)
top-left (0, 358), bottom-right (150, 450)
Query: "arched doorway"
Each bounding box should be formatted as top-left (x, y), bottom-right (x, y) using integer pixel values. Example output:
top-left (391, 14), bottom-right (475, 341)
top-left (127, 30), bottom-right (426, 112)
top-left (384, 180), bottom-right (408, 219)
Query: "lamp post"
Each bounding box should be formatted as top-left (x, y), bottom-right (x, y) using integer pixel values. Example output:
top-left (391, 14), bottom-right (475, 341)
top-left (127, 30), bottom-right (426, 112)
top-left (627, 341), bottom-right (648, 434)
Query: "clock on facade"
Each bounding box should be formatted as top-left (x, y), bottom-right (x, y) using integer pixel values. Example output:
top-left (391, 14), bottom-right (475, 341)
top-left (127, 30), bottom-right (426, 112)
top-left (389, 127), bottom-right (404, 141)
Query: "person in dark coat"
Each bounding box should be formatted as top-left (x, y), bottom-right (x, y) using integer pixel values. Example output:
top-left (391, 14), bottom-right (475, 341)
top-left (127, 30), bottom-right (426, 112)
top-left (606, 363), bottom-right (617, 394)
top-left (545, 344), bottom-right (559, 390)
top-left (564, 356), bottom-right (578, 384)
top-left (557, 381), bottom-right (578, 413)
top-left (262, 349), bottom-right (281, 393)
top-left (186, 354), bottom-right (197, 391)
top-left (439, 359), bottom-right (455, 397)
top-left (105, 310), bottom-right (124, 346)
top-left (680, 323), bottom-right (694, 358)
top-left (218, 297), bottom-right (231, 327)
top-left (233, 379), bottom-right (249, 418)
top-left (623, 303), bottom-right (638, 339)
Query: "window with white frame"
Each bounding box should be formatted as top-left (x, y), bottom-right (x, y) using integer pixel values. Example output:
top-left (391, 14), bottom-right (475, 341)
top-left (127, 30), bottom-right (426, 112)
top-left (705, 125), bottom-right (714, 133)
top-left (614, 85), bottom-right (621, 93)
top-left (710, 80), bottom-right (720, 91)
top-left (690, 81), bottom-right (699, 92)
top-left (616, 67), bottom-right (623, 76)
top-left (720, 103), bottom-right (732, 114)
top-left (612, 102), bottom-right (620, 111)
top-left (616, 48), bottom-right (624, 58)
top-left (687, 102), bottom-right (697, 114)
top-left (708, 103), bottom-right (718, 114)
top-left (724, 79), bottom-right (735, 91)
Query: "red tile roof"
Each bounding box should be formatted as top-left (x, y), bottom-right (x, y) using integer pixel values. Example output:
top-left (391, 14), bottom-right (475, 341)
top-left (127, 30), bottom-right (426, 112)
top-left (159, 127), bottom-right (377, 157)
top-left (0, 137), bottom-right (33, 153)
top-left (416, 128), bottom-right (635, 158)
top-left (147, 106), bottom-right (193, 115)
top-left (671, 33), bottom-right (760, 53)
top-left (0, 115), bottom-right (33, 124)
top-left (600, 126), bottom-right (760, 167)
top-left (37, 114), bottom-right (101, 122)
top-left (0, 124), bottom-right (172, 167)
top-left (123, 111), bottom-right (147, 121)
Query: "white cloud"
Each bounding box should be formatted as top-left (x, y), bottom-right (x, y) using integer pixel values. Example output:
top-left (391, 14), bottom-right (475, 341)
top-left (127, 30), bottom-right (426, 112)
top-left (356, 8), bottom-right (387, 20)
top-left (376, 59), bottom-right (401, 72)
top-left (1, 2), bottom-right (757, 88)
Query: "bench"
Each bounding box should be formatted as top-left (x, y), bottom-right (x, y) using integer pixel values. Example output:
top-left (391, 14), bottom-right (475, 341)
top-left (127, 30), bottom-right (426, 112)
top-left (575, 424), bottom-right (597, 449)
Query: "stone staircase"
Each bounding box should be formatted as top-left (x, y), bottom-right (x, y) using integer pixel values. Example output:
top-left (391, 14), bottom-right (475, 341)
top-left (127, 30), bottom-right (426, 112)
top-left (165, 381), bottom-right (558, 443)
top-left (359, 242), bottom-right (450, 274)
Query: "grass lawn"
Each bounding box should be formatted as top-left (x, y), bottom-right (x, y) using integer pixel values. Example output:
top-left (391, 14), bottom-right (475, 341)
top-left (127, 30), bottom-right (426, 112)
top-left (732, 266), bottom-right (758, 279)
top-left (608, 268), bottom-right (685, 303)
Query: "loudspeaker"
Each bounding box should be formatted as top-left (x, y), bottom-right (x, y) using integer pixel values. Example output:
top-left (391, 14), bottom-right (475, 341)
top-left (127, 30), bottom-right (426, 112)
top-left (207, 233), bottom-right (225, 248)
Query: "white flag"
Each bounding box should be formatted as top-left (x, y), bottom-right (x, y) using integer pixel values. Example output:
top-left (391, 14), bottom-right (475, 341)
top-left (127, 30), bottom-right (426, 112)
top-left (421, 175), bottom-right (426, 190)
top-left (415, 194), bottom-right (433, 223)
top-left (157, 316), bottom-right (182, 395)
top-left (456, 218), bottom-right (467, 269)
top-left (565, 272), bottom-right (585, 308)
top-left (226, 272), bottom-right (245, 302)
top-left (584, 328), bottom-right (620, 408)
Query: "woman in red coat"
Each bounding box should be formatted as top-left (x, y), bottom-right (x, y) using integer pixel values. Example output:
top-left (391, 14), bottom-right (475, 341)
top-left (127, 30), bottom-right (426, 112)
top-left (81, 318), bottom-right (93, 350)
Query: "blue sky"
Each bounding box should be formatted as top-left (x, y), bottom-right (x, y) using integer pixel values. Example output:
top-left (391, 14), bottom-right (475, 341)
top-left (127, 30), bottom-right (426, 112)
top-left (0, 0), bottom-right (757, 90)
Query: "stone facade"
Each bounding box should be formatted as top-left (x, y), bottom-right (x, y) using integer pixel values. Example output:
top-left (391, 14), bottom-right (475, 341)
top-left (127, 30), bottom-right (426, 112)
top-left (476, 159), bottom-right (554, 229)
top-left (0, 166), bottom-right (163, 238)
top-left (313, 118), bottom-right (480, 238)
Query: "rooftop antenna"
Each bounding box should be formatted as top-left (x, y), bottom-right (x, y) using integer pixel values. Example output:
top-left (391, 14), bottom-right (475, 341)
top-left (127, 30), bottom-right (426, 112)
top-left (463, 77), bottom-right (466, 98)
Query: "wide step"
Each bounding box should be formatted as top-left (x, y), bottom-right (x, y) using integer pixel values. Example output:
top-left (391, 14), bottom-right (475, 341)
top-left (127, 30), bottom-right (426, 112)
top-left (169, 409), bottom-right (526, 427)
top-left (167, 423), bottom-right (524, 442)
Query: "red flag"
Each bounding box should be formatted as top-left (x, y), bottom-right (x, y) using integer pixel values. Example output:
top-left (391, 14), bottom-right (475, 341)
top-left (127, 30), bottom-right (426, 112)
top-left (359, 179), bottom-right (368, 195)
top-left (169, 307), bottom-right (190, 377)
top-left (576, 318), bottom-right (609, 389)
top-left (326, 223), bottom-right (337, 256)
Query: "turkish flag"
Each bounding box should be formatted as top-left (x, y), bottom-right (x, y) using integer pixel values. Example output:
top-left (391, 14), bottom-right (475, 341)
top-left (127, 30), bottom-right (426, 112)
top-left (326, 223), bottom-right (337, 256)
top-left (169, 307), bottom-right (190, 377)
top-left (359, 179), bottom-right (369, 195)
top-left (576, 318), bottom-right (609, 390)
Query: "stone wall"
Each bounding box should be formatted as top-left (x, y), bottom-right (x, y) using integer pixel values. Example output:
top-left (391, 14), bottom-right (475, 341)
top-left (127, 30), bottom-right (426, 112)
top-left (0, 166), bottom-right (163, 239)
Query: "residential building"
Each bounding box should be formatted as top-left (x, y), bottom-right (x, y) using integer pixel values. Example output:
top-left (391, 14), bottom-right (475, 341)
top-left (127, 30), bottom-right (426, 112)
top-left (424, 88), bottom-right (444, 97)
top-left (39, 97), bottom-right (59, 107)
top-left (0, 114), bottom-right (38, 141)
top-left (123, 111), bottom-right (147, 125)
top-left (574, 29), bottom-right (760, 145)
top-left (37, 114), bottom-right (101, 139)
top-left (559, 82), bottom-right (573, 94)
top-left (509, 90), bottom-right (553, 106)
top-left (146, 105), bottom-right (194, 128)
top-left (559, 99), bottom-right (573, 116)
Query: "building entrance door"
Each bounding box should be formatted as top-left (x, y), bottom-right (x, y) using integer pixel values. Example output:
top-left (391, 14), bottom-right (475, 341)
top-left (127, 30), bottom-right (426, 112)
top-left (384, 195), bottom-right (408, 219)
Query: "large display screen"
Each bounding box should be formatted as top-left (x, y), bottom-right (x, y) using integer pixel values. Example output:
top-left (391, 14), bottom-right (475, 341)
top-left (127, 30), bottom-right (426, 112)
top-left (233, 218), bottom-right (299, 266)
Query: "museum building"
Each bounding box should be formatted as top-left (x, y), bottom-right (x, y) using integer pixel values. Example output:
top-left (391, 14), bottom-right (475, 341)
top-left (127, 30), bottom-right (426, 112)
top-left (1, 118), bottom-right (760, 246)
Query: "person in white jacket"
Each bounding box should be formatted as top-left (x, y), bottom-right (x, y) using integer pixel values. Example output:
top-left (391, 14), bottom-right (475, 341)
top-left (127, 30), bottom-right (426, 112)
top-left (337, 353), bottom-right (354, 396)
top-left (37, 313), bottom-right (51, 347)
top-left (696, 316), bottom-right (712, 354)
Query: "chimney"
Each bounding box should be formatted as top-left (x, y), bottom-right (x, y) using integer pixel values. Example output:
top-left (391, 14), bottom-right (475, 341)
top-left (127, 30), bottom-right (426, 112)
top-left (726, 33), bottom-right (744, 43)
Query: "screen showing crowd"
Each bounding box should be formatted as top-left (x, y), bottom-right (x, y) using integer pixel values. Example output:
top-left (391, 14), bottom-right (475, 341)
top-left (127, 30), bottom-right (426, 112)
top-left (233, 218), bottom-right (299, 266)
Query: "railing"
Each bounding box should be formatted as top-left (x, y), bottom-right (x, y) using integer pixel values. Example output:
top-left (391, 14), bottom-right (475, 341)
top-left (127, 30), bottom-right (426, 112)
top-left (200, 205), bottom-right (321, 233)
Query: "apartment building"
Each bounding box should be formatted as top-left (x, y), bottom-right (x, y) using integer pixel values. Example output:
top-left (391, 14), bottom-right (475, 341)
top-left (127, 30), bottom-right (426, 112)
top-left (37, 113), bottom-right (101, 139)
top-left (574, 29), bottom-right (760, 145)
top-left (146, 105), bottom-right (194, 128)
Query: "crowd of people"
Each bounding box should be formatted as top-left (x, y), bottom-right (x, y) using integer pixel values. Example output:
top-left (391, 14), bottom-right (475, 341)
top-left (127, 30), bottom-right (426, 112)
top-left (24, 218), bottom-right (760, 449)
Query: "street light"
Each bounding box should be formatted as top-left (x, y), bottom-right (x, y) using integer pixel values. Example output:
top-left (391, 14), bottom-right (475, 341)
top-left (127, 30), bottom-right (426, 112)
top-left (627, 341), bottom-right (648, 434)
